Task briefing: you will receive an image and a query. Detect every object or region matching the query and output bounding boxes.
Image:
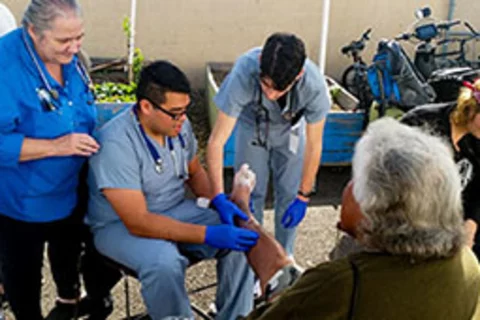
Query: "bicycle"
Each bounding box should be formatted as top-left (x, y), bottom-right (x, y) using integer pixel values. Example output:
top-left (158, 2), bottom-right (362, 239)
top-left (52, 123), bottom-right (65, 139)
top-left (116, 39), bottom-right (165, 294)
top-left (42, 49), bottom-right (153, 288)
top-left (340, 28), bottom-right (373, 111)
top-left (436, 21), bottom-right (480, 69)
top-left (394, 9), bottom-right (461, 80)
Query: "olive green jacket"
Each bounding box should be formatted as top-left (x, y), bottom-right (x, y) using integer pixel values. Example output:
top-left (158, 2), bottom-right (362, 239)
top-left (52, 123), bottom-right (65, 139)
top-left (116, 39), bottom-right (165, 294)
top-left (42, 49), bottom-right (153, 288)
top-left (247, 247), bottom-right (480, 320)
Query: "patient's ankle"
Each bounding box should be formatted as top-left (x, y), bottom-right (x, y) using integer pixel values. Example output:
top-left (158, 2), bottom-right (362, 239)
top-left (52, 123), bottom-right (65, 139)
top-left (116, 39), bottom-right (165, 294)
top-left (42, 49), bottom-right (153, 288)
top-left (230, 188), bottom-right (251, 205)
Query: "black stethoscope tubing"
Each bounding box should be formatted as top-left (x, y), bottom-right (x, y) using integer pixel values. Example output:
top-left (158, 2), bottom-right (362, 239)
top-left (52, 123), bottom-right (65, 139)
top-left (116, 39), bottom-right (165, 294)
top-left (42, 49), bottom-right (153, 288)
top-left (253, 82), bottom-right (302, 148)
top-left (256, 82), bottom-right (298, 122)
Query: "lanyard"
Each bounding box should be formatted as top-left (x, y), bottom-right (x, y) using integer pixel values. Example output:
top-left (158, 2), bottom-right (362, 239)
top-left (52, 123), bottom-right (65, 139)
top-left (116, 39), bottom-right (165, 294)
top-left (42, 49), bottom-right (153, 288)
top-left (167, 134), bottom-right (189, 179)
top-left (253, 82), bottom-right (300, 149)
top-left (22, 28), bottom-right (95, 111)
top-left (257, 82), bottom-right (297, 122)
top-left (133, 107), bottom-right (188, 179)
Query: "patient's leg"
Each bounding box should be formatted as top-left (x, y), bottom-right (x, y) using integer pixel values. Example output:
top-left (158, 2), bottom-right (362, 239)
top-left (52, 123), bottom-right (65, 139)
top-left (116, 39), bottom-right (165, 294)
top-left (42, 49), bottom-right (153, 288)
top-left (230, 164), bottom-right (301, 298)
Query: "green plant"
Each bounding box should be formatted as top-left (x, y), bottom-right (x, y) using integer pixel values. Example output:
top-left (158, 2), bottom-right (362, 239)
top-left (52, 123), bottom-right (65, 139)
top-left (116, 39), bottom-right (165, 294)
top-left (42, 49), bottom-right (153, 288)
top-left (122, 16), bottom-right (131, 39)
top-left (93, 17), bottom-right (144, 103)
top-left (132, 47), bottom-right (144, 83)
top-left (330, 87), bottom-right (341, 101)
top-left (123, 16), bottom-right (144, 83)
top-left (94, 82), bottom-right (137, 103)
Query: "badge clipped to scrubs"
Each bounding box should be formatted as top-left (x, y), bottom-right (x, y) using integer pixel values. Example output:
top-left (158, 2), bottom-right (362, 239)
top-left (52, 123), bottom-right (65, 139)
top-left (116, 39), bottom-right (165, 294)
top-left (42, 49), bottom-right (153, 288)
top-left (289, 124), bottom-right (300, 154)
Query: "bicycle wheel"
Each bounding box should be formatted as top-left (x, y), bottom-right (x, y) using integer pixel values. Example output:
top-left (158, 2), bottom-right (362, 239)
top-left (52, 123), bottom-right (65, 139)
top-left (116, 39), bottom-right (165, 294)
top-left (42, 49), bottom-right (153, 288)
top-left (342, 64), bottom-right (373, 110)
top-left (341, 65), bottom-right (359, 96)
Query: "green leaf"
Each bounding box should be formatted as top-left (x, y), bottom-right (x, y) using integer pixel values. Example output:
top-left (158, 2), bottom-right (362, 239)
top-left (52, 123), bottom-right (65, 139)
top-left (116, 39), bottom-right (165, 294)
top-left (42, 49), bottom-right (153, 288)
top-left (94, 81), bottom-right (137, 103)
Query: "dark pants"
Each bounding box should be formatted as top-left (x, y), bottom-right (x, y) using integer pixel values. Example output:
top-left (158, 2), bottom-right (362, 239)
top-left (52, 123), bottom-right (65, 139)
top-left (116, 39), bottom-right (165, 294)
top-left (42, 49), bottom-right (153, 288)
top-left (0, 212), bottom-right (120, 320)
top-left (473, 231), bottom-right (480, 262)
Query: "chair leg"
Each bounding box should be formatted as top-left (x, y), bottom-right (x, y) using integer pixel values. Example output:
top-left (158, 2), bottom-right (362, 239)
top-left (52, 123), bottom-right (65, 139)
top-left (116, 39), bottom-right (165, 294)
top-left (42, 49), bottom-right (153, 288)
top-left (191, 303), bottom-right (212, 320)
top-left (188, 282), bottom-right (217, 320)
top-left (123, 272), bottom-right (131, 320)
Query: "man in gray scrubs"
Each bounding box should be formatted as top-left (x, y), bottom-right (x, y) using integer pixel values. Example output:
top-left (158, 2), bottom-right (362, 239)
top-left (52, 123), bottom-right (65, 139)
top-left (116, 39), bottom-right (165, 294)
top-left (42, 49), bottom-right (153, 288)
top-left (86, 61), bottom-right (258, 319)
top-left (207, 33), bottom-right (331, 256)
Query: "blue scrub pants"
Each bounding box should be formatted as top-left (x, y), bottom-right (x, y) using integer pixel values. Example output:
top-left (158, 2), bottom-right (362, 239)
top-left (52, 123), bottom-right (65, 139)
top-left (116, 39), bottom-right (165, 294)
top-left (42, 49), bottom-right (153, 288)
top-left (93, 199), bottom-right (254, 320)
top-left (234, 120), bottom-right (305, 255)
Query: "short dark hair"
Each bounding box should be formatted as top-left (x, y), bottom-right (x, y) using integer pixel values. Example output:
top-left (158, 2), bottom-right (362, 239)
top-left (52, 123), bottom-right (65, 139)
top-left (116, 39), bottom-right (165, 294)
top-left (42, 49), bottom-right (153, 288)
top-left (260, 33), bottom-right (306, 91)
top-left (136, 60), bottom-right (191, 104)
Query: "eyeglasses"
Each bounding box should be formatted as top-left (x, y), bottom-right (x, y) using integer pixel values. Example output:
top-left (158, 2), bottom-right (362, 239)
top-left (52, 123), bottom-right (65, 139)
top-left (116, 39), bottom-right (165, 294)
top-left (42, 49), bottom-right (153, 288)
top-left (143, 97), bottom-right (190, 121)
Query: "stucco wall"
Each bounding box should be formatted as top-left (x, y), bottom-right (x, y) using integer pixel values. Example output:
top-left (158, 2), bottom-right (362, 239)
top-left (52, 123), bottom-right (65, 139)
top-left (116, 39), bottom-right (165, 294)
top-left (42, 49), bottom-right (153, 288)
top-left (3, 0), bottom-right (479, 87)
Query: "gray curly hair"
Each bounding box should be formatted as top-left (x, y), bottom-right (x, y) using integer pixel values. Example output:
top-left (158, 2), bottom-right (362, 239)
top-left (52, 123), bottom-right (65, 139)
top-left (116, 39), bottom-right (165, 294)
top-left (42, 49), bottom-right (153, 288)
top-left (22, 0), bottom-right (82, 35)
top-left (353, 118), bottom-right (465, 259)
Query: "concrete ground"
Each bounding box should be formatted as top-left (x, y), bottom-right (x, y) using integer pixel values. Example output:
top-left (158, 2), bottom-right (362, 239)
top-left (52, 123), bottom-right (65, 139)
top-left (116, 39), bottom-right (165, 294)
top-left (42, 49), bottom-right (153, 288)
top-left (3, 204), bottom-right (342, 320)
top-left (4, 164), bottom-right (349, 320)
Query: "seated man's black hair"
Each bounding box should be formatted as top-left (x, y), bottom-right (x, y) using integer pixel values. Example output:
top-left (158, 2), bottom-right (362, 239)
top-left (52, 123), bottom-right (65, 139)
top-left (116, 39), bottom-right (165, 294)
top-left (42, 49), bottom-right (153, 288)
top-left (136, 60), bottom-right (191, 104)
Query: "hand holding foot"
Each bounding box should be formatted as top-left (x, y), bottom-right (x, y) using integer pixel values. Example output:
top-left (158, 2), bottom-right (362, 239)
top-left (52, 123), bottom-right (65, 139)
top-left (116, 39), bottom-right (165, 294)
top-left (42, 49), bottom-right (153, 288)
top-left (229, 164), bottom-right (303, 299)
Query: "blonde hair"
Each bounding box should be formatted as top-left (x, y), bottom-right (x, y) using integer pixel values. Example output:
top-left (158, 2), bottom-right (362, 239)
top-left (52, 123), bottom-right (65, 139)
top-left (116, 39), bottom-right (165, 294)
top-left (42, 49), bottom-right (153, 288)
top-left (451, 79), bottom-right (480, 127)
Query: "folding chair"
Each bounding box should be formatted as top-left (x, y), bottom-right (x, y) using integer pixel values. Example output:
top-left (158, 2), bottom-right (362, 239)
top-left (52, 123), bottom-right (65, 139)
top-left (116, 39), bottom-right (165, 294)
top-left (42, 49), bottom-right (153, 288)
top-left (101, 254), bottom-right (215, 320)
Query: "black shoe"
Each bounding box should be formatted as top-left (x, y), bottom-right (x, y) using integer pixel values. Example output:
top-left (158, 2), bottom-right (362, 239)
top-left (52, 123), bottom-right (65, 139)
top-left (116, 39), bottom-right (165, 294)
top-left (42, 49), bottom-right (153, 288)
top-left (79, 296), bottom-right (113, 320)
top-left (45, 301), bottom-right (80, 320)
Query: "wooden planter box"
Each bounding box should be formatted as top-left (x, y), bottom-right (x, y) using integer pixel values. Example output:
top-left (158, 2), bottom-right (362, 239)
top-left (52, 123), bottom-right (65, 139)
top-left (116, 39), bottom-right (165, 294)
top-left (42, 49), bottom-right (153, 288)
top-left (206, 62), bottom-right (365, 167)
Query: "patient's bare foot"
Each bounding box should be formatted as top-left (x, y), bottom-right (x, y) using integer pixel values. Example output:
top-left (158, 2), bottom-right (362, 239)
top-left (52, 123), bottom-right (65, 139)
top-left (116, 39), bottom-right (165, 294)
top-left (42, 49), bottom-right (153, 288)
top-left (231, 163), bottom-right (258, 226)
top-left (230, 163), bottom-right (256, 204)
top-left (230, 164), bottom-right (301, 297)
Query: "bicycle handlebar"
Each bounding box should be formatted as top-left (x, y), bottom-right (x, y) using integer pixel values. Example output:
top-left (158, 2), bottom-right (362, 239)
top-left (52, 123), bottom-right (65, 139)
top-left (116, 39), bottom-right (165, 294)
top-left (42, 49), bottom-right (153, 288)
top-left (395, 20), bottom-right (460, 43)
top-left (362, 28), bottom-right (372, 41)
top-left (437, 19), bottom-right (461, 30)
top-left (340, 28), bottom-right (372, 56)
top-left (341, 45), bottom-right (352, 54)
top-left (394, 33), bottom-right (412, 41)
top-left (464, 21), bottom-right (480, 36)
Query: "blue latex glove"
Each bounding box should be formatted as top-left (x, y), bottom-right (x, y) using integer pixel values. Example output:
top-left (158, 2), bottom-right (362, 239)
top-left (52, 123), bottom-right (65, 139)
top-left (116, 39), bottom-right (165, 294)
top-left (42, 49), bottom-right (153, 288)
top-left (281, 198), bottom-right (308, 228)
top-left (205, 225), bottom-right (259, 251)
top-left (211, 193), bottom-right (249, 225)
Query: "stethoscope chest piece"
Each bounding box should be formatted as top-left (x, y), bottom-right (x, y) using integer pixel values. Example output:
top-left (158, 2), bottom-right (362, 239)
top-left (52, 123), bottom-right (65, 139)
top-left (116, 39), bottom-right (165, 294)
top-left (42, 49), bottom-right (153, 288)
top-left (155, 159), bottom-right (164, 174)
top-left (36, 88), bottom-right (57, 111)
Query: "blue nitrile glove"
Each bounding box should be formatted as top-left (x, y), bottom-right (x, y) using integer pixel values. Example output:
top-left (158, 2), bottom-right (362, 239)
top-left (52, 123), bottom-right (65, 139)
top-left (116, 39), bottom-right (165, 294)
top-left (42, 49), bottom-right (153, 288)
top-left (281, 198), bottom-right (308, 228)
top-left (205, 225), bottom-right (259, 251)
top-left (211, 193), bottom-right (249, 225)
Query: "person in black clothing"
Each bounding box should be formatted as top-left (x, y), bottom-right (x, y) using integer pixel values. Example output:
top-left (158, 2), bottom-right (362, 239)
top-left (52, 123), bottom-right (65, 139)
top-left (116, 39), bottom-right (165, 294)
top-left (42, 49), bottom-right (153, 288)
top-left (401, 79), bottom-right (480, 258)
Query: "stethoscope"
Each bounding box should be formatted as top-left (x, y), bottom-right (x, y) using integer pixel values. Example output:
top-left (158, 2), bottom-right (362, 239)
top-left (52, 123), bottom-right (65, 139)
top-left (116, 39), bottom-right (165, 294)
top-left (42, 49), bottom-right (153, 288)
top-left (252, 82), bottom-right (301, 148)
top-left (22, 28), bottom-right (95, 112)
top-left (133, 107), bottom-right (189, 180)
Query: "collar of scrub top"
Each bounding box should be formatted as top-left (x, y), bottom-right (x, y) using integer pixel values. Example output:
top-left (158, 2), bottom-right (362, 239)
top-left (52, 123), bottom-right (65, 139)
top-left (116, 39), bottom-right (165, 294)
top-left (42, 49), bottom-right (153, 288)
top-left (21, 27), bottom-right (95, 112)
top-left (132, 105), bottom-right (189, 179)
top-left (257, 81), bottom-right (298, 122)
top-left (253, 81), bottom-right (299, 149)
